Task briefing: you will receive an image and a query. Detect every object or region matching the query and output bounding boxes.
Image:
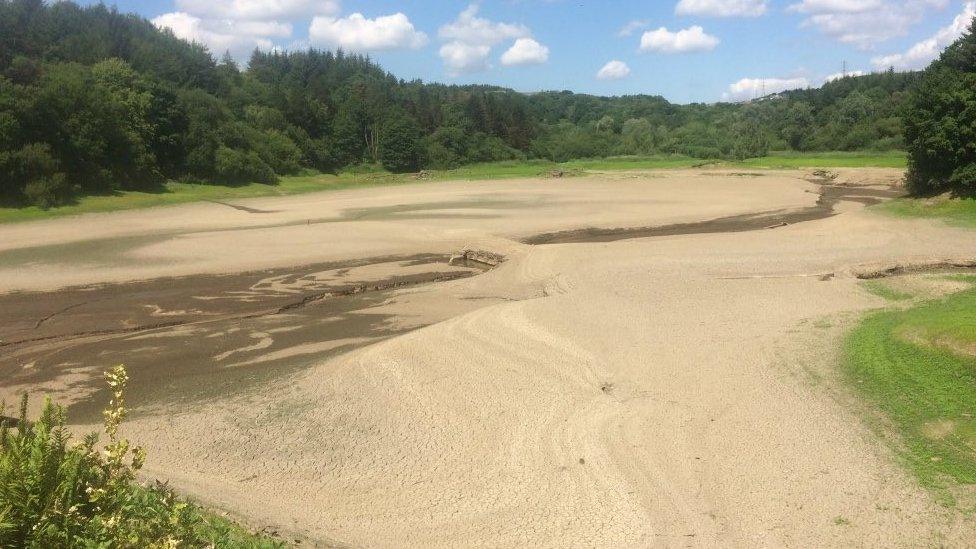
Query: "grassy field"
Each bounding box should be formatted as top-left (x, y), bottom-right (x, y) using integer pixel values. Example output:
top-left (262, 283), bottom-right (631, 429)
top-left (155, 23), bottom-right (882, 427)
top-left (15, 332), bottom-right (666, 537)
top-left (737, 151), bottom-right (907, 169)
top-left (0, 152), bottom-right (907, 224)
top-left (878, 196), bottom-right (976, 229)
top-left (845, 280), bottom-right (976, 505)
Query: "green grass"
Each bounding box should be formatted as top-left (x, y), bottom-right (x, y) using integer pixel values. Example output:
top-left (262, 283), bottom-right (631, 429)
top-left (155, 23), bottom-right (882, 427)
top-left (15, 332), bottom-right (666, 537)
top-left (736, 150), bottom-right (907, 169)
top-left (0, 151), bottom-right (908, 224)
top-left (946, 274), bottom-right (976, 284)
top-left (878, 196), bottom-right (976, 229)
top-left (861, 280), bottom-right (914, 302)
top-left (844, 285), bottom-right (976, 504)
top-left (561, 155), bottom-right (706, 171)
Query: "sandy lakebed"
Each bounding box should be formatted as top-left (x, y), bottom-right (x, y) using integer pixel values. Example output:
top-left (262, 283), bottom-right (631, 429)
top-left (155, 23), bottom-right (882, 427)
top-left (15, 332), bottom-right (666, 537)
top-left (1, 168), bottom-right (975, 547)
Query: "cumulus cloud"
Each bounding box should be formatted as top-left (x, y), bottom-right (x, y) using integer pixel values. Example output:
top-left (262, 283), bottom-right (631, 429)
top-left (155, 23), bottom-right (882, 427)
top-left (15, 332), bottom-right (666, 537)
top-left (723, 77), bottom-right (810, 101)
top-left (789, 0), bottom-right (949, 49)
top-left (640, 26), bottom-right (719, 53)
top-left (437, 4), bottom-right (538, 75)
top-left (439, 41), bottom-right (492, 75)
top-left (596, 60), bottom-right (631, 80)
top-left (500, 38), bottom-right (549, 66)
top-left (439, 5), bottom-right (530, 47)
top-left (155, 0), bottom-right (344, 61)
top-left (871, 1), bottom-right (976, 69)
top-left (153, 11), bottom-right (281, 59)
top-left (824, 69), bottom-right (866, 81)
top-left (174, 0), bottom-right (340, 20)
top-left (309, 13), bottom-right (428, 51)
top-left (675, 0), bottom-right (768, 17)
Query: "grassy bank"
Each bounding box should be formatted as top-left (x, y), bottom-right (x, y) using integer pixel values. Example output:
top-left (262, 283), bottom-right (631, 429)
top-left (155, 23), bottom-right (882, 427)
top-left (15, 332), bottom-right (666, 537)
top-left (845, 280), bottom-right (976, 505)
top-left (0, 152), bottom-right (907, 224)
top-left (737, 151), bottom-right (907, 169)
top-left (878, 196), bottom-right (976, 229)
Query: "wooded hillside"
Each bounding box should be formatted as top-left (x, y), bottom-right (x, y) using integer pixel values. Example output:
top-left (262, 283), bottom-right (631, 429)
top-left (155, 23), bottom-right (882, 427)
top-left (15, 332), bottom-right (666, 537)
top-left (0, 0), bottom-right (920, 207)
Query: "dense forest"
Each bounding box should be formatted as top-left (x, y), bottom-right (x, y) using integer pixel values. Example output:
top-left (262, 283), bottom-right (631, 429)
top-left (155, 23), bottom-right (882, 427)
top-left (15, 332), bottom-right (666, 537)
top-left (904, 16), bottom-right (976, 196)
top-left (0, 0), bottom-right (922, 207)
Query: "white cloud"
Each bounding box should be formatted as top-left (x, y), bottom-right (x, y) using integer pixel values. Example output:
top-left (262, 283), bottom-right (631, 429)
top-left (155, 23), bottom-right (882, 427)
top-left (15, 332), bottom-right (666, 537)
top-left (437, 4), bottom-right (536, 75)
top-left (872, 1), bottom-right (976, 69)
top-left (789, 0), bottom-right (949, 49)
top-left (788, 0), bottom-right (883, 14)
top-left (155, 0), bottom-right (344, 62)
top-left (596, 60), bottom-right (631, 80)
top-left (153, 11), bottom-right (279, 59)
top-left (618, 20), bottom-right (649, 37)
top-left (500, 38), bottom-right (549, 66)
top-left (309, 13), bottom-right (428, 51)
top-left (640, 26), bottom-right (719, 53)
top-left (675, 0), bottom-right (768, 17)
top-left (439, 41), bottom-right (491, 75)
top-left (439, 4), bottom-right (530, 47)
top-left (824, 69), bottom-right (866, 81)
top-left (723, 77), bottom-right (810, 101)
top-left (174, 0), bottom-right (339, 21)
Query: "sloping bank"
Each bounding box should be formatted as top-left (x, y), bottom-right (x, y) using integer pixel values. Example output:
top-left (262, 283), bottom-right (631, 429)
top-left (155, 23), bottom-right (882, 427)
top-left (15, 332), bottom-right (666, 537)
top-left (844, 273), bottom-right (976, 506)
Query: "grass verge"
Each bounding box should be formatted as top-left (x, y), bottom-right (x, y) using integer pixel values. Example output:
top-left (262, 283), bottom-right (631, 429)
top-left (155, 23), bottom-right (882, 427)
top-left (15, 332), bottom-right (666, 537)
top-left (0, 152), bottom-right (907, 224)
top-left (845, 283), bottom-right (976, 505)
top-left (877, 196), bottom-right (976, 230)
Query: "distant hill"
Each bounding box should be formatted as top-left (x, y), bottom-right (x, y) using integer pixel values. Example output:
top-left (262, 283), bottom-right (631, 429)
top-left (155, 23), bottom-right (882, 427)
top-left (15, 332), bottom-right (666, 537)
top-left (0, 0), bottom-right (918, 206)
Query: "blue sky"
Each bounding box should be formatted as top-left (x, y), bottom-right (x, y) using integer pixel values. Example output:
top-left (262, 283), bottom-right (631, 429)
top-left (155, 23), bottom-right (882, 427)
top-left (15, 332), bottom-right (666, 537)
top-left (78, 0), bottom-right (976, 103)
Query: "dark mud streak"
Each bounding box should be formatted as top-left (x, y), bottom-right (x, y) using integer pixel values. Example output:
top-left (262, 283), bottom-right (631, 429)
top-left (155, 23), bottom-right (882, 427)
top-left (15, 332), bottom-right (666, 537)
top-left (854, 260), bottom-right (976, 280)
top-left (205, 200), bottom-right (279, 214)
top-left (0, 253), bottom-right (506, 422)
top-left (1, 268), bottom-right (473, 349)
top-left (522, 183), bottom-right (905, 245)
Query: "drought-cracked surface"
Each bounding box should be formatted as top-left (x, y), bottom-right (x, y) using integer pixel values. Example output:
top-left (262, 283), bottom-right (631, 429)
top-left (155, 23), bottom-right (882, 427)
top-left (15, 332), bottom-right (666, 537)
top-left (1, 168), bottom-right (975, 547)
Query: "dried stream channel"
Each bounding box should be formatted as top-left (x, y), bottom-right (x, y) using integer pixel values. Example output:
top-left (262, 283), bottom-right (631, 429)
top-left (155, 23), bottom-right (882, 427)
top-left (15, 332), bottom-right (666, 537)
top-left (523, 182), bottom-right (904, 245)
top-left (0, 254), bottom-right (492, 420)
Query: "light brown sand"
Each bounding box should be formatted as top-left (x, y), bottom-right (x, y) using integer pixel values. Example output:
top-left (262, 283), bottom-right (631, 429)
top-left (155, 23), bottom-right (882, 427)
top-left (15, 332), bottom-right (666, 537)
top-left (2, 168), bottom-right (974, 547)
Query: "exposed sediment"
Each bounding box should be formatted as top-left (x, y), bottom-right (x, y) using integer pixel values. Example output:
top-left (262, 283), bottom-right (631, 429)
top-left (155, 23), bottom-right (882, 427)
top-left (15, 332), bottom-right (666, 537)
top-left (2, 169), bottom-right (975, 547)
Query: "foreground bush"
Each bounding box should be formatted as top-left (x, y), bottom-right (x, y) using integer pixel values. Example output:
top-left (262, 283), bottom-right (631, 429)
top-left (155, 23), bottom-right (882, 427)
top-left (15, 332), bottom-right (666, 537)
top-left (0, 366), bottom-right (281, 548)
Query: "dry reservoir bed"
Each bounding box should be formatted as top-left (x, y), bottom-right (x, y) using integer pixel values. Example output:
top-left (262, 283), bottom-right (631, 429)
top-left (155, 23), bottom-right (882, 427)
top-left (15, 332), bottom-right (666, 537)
top-left (1, 168), bottom-right (975, 547)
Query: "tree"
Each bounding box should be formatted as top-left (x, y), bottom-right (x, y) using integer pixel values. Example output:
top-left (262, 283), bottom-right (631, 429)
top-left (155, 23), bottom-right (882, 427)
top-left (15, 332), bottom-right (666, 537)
top-left (904, 16), bottom-right (976, 195)
top-left (379, 114), bottom-right (422, 173)
top-left (783, 102), bottom-right (814, 151)
top-left (730, 107), bottom-right (769, 160)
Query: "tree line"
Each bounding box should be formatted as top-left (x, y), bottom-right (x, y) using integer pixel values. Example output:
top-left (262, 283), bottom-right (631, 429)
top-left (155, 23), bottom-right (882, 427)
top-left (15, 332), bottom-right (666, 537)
top-left (0, 0), bottom-right (927, 207)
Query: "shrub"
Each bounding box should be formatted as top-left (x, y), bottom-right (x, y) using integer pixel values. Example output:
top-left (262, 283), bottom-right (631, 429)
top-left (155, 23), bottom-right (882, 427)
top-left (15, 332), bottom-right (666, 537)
top-left (23, 174), bottom-right (67, 209)
top-left (0, 366), bottom-right (282, 548)
top-left (379, 116), bottom-right (423, 173)
top-left (213, 146), bottom-right (277, 185)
